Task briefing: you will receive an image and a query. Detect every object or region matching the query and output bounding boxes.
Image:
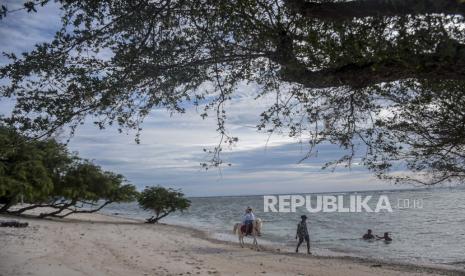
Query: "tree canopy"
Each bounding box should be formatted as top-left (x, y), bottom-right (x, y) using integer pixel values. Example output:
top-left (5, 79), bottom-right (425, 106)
top-left (1, 0), bottom-right (465, 184)
top-left (138, 186), bottom-right (190, 223)
top-left (0, 125), bottom-right (138, 217)
top-left (0, 125), bottom-right (62, 212)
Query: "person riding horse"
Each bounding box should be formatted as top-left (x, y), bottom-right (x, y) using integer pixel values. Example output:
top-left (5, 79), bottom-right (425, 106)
top-left (233, 211), bottom-right (263, 250)
top-left (242, 207), bottom-right (255, 235)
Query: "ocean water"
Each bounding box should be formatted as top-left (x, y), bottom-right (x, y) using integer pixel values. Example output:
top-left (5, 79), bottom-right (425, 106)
top-left (104, 187), bottom-right (465, 268)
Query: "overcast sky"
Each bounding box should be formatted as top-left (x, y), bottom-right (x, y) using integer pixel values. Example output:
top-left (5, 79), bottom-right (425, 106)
top-left (0, 1), bottom-right (411, 196)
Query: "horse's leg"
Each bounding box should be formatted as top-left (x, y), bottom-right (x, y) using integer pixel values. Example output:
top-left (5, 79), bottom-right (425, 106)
top-left (239, 234), bottom-right (244, 248)
top-left (252, 234), bottom-right (259, 251)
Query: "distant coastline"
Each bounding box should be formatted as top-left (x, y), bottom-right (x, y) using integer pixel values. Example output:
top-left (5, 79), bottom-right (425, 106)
top-left (186, 184), bottom-right (465, 199)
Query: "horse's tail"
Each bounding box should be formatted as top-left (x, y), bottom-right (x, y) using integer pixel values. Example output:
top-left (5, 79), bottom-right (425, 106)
top-left (233, 223), bottom-right (239, 234)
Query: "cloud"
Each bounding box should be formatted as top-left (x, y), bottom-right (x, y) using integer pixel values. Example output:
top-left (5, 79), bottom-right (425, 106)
top-left (63, 92), bottom-right (397, 196)
top-left (0, 1), bottom-right (61, 64)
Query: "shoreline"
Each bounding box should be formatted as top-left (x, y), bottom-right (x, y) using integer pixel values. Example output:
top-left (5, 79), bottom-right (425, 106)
top-left (1, 212), bottom-right (464, 276)
top-left (107, 211), bottom-right (464, 272)
top-left (156, 219), bottom-right (465, 275)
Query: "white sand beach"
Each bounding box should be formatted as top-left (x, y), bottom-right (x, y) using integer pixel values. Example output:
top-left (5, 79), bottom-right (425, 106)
top-left (1, 213), bottom-right (463, 276)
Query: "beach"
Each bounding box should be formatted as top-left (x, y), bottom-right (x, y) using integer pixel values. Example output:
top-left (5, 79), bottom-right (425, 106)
top-left (1, 212), bottom-right (463, 276)
top-left (106, 189), bottom-right (465, 267)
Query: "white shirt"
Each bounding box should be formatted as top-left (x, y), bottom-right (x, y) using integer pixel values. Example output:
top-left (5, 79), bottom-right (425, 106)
top-left (242, 212), bottom-right (255, 223)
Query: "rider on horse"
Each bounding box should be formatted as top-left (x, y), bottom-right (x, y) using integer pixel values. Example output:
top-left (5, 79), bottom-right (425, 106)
top-left (242, 207), bottom-right (255, 235)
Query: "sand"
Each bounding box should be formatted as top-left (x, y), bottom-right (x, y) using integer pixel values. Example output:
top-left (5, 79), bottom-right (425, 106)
top-left (0, 212), bottom-right (463, 276)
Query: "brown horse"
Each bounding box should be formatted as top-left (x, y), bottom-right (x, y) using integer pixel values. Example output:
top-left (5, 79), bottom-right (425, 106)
top-left (233, 218), bottom-right (263, 250)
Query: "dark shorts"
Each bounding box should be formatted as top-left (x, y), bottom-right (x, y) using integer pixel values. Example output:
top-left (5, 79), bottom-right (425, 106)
top-left (298, 234), bottom-right (310, 242)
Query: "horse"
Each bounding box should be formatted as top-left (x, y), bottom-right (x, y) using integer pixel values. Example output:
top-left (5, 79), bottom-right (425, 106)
top-left (233, 218), bottom-right (263, 250)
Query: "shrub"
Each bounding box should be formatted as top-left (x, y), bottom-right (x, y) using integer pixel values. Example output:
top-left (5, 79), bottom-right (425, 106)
top-left (138, 186), bottom-right (190, 223)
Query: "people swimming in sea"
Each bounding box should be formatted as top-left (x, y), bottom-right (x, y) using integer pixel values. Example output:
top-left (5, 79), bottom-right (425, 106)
top-left (363, 230), bottom-right (392, 242)
top-left (362, 229), bottom-right (375, 240)
top-left (376, 232), bottom-right (392, 242)
top-left (295, 215), bottom-right (311, 254)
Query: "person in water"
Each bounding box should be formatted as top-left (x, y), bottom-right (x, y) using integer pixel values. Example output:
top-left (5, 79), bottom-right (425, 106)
top-left (295, 215), bottom-right (311, 254)
top-left (242, 207), bottom-right (255, 235)
top-left (377, 232), bottom-right (392, 241)
top-left (363, 229), bottom-right (375, 240)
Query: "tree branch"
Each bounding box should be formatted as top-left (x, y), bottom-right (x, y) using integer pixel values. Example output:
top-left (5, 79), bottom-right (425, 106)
top-left (52, 201), bottom-right (113, 218)
top-left (285, 0), bottom-right (465, 21)
top-left (273, 34), bottom-right (465, 88)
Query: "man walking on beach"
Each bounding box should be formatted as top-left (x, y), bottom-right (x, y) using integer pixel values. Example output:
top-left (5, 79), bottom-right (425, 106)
top-left (295, 215), bottom-right (311, 254)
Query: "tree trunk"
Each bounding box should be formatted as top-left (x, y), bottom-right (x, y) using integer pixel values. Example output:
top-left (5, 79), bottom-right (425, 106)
top-left (0, 199), bottom-right (13, 213)
top-left (53, 201), bottom-right (113, 218)
top-left (146, 216), bottom-right (157, 223)
top-left (9, 204), bottom-right (48, 215)
top-left (285, 0), bottom-right (465, 21)
top-left (145, 211), bottom-right (171, 223)
top-left (39, 201), bottom-right (75, 218)
top-left (0, 203), bottom-right (12, 213)
top-left (271, 31), bottom-right (465, 89)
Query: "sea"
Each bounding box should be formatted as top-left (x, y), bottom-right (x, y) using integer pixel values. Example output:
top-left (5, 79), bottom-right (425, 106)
top-left (103, 187), bottom-right (465, 269)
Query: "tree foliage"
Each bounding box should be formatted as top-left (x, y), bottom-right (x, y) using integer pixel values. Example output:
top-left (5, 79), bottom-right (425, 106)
top-left (0, 125), bottom-right (138, 217)
top-left (138, 186), bottom-right (190, 223)
top-left (0, 126), bottom-right (56, 212)
top-left (35, 161), bottom-right (139, 218)
top-left (1, 0), bottom-right (465, 184)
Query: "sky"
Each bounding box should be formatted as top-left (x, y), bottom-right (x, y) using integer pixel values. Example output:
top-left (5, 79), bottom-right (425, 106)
top-left (0, 1), bottom-right (412, 196)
